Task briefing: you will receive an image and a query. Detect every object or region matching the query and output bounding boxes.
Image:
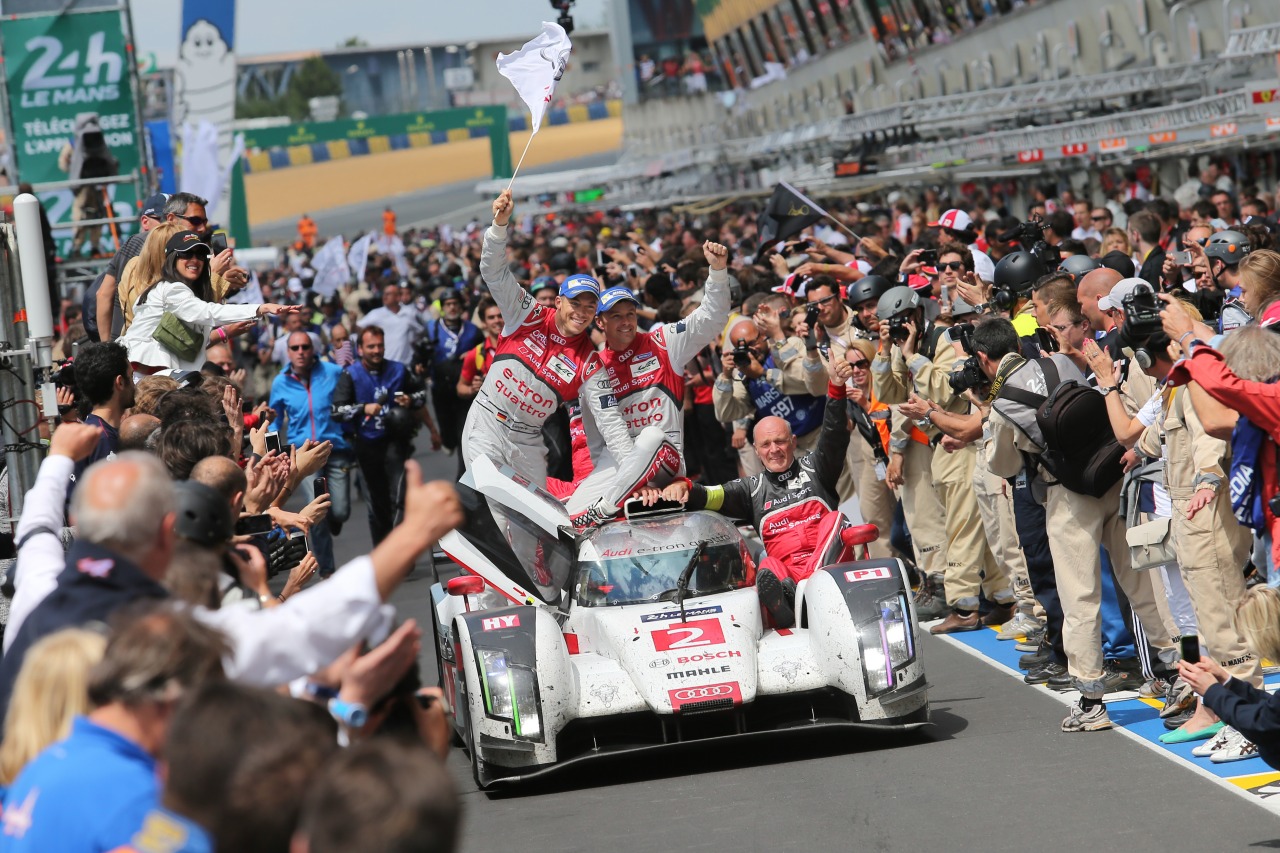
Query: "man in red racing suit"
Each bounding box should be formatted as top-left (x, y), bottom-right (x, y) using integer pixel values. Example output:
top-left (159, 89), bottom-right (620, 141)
top-left (569, 240), bottom-right (732, 523)
top-left (461, 190), bottom-right (633, 488)
top-left (660, 382), bottom-right (852, 627)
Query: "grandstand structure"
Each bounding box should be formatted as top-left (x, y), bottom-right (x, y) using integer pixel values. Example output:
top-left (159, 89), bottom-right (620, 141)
top-left (485, 1), bottom-right (1280, 210)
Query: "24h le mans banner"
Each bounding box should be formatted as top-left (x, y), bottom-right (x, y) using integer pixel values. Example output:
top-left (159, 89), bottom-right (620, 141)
top-left (1, 10), bottom-right (142, 231)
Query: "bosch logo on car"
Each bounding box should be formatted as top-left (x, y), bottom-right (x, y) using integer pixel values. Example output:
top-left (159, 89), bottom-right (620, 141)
top-left (676, 650), bottom-right (741, 664)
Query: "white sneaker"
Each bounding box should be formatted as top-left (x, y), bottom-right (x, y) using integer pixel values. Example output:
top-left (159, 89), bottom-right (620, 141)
top-left (1211, 730), bottom-right (1260, 763)
top-left (996, 612), bottom-right (1041, 641)
top-left (1191, 725), bottom-right (1238, 757)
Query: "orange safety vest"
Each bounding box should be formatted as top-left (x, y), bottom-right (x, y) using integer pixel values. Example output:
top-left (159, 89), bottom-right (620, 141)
top-left (382, 210), bottom-right (396, 236)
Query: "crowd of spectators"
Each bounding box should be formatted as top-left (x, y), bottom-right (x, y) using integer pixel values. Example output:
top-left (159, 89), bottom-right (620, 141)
top-left (11, 151), bottom-right (1280, 847)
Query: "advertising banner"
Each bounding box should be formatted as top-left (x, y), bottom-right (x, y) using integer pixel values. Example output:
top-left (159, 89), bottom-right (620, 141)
top-left (176, 0), bottom-right (238, 228)
top-left (1, 9), bottom-right (142, 247)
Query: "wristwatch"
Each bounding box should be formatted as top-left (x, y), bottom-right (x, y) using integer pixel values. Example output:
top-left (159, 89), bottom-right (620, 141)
top-left (1099, 385), bottom-right (1117, 397)
top-left (328, 697), bottom-right (368, 729)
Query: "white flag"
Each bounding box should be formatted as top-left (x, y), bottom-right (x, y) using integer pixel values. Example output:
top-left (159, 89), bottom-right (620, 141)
top-left (496, 22), bottom-right (573, 134)
top-left (347, 233), bottom-right (373, 286)
top-left (310, 236), bottom-right (349, 297)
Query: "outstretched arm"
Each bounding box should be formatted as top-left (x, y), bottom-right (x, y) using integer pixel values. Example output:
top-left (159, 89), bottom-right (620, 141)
top-left (480, 190), bottom-right (538, 336)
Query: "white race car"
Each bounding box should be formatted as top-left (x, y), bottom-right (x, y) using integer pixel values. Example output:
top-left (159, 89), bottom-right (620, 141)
top-left (432, 457), bottom-right (930, 788)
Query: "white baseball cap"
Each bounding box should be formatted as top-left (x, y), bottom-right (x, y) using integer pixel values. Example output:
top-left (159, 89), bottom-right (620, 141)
top-left (1098, 277), bottom-right (1147, 312)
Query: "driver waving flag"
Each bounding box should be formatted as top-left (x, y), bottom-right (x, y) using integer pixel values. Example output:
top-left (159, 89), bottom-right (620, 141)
top-left (462, 190), bottom-right (633, 490)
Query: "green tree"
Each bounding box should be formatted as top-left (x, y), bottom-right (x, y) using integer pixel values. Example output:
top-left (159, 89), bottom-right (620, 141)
top-left (340, 36), bottom-right (369, 47)
top-left (281, 56), bottom-right (344, 120)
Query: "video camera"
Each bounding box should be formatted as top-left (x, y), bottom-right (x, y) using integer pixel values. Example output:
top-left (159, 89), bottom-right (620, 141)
top-left (946, 323), bottom-right (987, 394)
top-left (997, 216), bottom-right (1060, 270)
top-left (1119, 282), bottom-right (1169, 369)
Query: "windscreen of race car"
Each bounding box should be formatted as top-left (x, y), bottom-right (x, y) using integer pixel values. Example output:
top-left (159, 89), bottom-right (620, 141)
top-left (575, 513), bottom-right (755, 606)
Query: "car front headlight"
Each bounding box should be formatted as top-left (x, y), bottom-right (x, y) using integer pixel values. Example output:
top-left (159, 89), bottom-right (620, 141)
top-left (860, 594), bottom-right (916, 697)
top-left (476, 649), bottom-right (543, 741)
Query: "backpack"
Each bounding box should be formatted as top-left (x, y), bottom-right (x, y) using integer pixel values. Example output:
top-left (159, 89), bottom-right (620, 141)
top-left (1001, 358), bottom-right (1126, 498)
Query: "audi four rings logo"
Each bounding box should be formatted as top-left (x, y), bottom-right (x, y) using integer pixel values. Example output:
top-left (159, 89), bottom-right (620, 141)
top-left (673, 685), bottom-right (734, 701)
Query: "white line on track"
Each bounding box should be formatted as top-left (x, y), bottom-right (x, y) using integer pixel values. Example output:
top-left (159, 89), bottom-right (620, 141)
top-left (931, 629), bottom-right (1280, 816)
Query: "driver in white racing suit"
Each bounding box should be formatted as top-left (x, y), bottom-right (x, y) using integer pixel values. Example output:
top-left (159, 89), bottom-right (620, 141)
top-left (462, 190), bottom-right (633, 498)
top-left (568, 241), bottom-right (732, 522)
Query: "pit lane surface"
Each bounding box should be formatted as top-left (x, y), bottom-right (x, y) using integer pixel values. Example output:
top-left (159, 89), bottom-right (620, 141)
top-left (327, 440), bottom-right (1280, 852)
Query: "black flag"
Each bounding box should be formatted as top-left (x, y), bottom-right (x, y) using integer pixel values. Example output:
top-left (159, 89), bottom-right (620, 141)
top-left (756, 181), bottom-right (827, 253)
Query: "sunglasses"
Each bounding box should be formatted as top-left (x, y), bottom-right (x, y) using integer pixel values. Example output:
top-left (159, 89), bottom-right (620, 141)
top-left (289, 344), bottom-right (313, 351)
top-left (1090, 215), bottom-right (1110, 222)
top-left (176, 213), bottom-right (209, 228)
top-left (938, 261), bottom-right (965, 271)
top-left (848, 359), bottom-right (870, 369)
top-left (808, 293), bottom-right (838, 307)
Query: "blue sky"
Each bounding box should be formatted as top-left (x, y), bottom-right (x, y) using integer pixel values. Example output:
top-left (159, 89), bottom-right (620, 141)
top-left (130, 0), bottom-right (607, 66)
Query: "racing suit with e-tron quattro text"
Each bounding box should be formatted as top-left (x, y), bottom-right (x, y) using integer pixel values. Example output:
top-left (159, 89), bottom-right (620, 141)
top-left (461, 222), bottom-right (633, 489)
top-left (568, 266), bottom-right (731, 518)
top-left (685, 383), bottom-right (852, 583)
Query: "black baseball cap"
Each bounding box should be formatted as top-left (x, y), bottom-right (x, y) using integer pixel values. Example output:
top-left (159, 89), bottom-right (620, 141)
top-left (166, 230), bottom-right (212, 256)
top-left (140, 192), bottom-right (168, 220)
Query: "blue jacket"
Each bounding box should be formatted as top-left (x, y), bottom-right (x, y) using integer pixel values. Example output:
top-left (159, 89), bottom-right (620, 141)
top-left (0, 717), bottom-right (156, 852)
top-left (269, 359), bottom-right (350, 451)
top-left (340, 360), bottom-right (410, 443)
top-left (426, 318), bottom-right (483, 363)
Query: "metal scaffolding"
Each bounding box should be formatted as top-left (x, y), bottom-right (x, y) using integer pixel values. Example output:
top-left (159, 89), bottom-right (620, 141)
top-left (1222, 22), bottom-right (1280, 58)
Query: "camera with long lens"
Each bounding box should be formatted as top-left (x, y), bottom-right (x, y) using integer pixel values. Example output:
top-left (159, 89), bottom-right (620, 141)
top-left (946, 323), bottom-right (987, 393)
top-left (1119, 282), bottom-right (1169, 369)
top-left (997, 216), bottom-right (1061, 270)
top-left (887, 316), bottom-right (911, 343)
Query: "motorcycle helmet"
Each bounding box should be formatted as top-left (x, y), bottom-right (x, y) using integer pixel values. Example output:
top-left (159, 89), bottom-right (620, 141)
top-left (1204, 230), bottom-right (1250, 266)
top-left (1058, 254), bottom-right (1102, 283)
top-left (992, 251), bottom-right (1048, 309)
top-left (846, 274), bottom-right (892, 309)
top-left (875, 285), bottom-right (921, 320)
top-left (383, 404), bottom-right (419, 443)
top-left (174, 481), bottom-right (233, 548)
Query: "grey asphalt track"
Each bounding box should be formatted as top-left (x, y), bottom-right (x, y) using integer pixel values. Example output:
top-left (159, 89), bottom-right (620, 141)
top-left (326, 438), bottom-right (1280, 853)
top-left (250, 150), bottom-right (620, 246)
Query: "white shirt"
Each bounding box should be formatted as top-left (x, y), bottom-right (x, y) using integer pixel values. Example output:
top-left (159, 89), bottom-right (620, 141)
top-left (358, 305), bottom-right (425, 364)
top-left (6, 455), bottom-right (394, 683)
top-left (121, 280), bottom-right (258, 372)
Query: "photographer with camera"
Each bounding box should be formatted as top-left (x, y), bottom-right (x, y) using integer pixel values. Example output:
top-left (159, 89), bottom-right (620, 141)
top-left (873, 285), bottom-right (1010, 634)
top-left (983, 311), bottom-right (1178, 733)
top-left (1088, 297), bottom-right (1262, 756)
top-left (898, 320), bottom-right (1040, 640)
top-left (420, 290), bottom-right (481, 454)
top-left (333, 326), bottom-right (437, 545)
top-left (713, 294), bottom-right (829, 476)
top-left (791, 276), bottom-right (856, 373)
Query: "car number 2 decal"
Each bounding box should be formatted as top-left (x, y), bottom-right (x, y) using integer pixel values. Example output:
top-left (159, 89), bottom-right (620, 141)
top-left (651, 618), bottom-right (725, 651)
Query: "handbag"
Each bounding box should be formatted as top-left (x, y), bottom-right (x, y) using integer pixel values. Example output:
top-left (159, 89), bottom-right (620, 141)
top-left (1126, 516), bottom-right (1177, 571)
top-left (152, 311), bottom-right (204, 363)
